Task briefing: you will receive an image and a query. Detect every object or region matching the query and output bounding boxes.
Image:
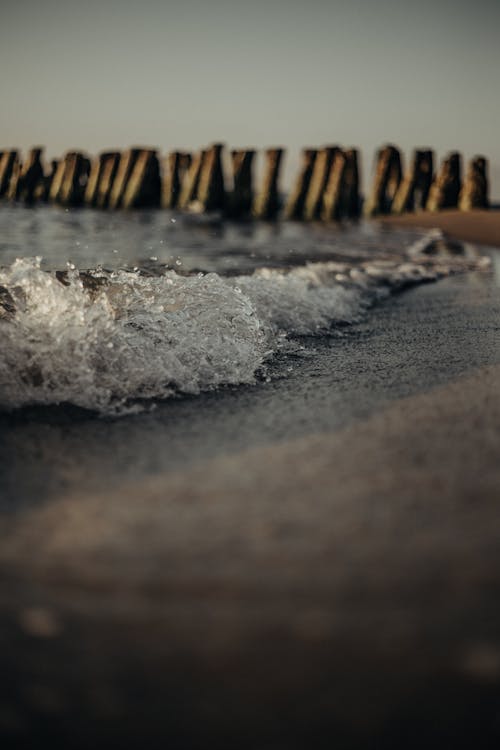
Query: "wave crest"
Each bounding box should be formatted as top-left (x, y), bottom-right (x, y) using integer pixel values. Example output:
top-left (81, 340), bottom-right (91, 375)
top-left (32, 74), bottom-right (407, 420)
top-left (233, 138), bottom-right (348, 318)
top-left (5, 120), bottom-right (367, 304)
top-left (0, 238), bottom-right (489, 415)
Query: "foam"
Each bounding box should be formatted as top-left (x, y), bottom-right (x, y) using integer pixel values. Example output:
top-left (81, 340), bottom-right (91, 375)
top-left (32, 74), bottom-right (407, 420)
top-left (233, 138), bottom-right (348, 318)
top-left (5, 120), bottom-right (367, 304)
top-left (0, 234), bottom-right (489, 415)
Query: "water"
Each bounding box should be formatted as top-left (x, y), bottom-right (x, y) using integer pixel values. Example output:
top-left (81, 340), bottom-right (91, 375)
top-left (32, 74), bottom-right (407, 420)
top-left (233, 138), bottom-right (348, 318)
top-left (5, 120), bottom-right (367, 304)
top-left (0, 205), bottom-right (490, 415)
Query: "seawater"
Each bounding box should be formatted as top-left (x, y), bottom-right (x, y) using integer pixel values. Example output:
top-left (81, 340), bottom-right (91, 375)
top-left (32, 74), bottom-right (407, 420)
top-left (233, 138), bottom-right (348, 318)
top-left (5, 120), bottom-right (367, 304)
top-left (0, 206), bottom-right (489, 415)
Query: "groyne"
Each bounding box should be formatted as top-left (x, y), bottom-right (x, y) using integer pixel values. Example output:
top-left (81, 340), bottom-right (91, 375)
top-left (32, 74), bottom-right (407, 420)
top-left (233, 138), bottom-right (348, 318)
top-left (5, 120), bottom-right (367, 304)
top-left (0, 143), bottom-right (490, 220)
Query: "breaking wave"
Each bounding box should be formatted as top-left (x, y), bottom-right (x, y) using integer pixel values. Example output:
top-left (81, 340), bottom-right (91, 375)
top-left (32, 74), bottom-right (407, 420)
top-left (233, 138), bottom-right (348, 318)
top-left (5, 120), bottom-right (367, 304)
top-left (0, 232), bottom-right (489, 415)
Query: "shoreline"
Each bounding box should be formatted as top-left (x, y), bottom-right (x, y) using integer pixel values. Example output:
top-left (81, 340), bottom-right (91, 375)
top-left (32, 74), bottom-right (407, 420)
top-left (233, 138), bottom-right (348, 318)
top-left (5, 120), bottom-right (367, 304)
top-left (377, 208), bottom-right (500, 248)
top-left (1, 267), bottom-right (499, 508)
top-left (1, 261), bottom-right (500, 746)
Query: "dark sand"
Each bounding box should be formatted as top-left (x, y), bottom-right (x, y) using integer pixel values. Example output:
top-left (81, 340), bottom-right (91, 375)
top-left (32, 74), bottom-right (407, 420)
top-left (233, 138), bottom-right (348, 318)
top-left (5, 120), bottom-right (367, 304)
top-left (1, 240), bottom-right (500, 748)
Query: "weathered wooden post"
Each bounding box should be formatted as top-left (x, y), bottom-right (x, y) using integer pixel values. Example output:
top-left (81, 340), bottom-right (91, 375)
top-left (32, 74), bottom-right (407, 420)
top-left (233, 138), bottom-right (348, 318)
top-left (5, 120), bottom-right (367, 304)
top-left (458, 156), bottom-right (489, 210)
top-left (95, 152), bottom-right (120, 209)
top-left (48, 158), bottom-right (67, 203)
top-left (343, 149), bottom-right (361, 218)
top-left (57, 152), bottom-right (91, 207)
top-left (108, 149), bottom-right (141, 209)
top-left (6, 156), bottom-right (22, 201)
top-left (284, 148), bottom-right (317, 220)
top-left (197, 143), bottom-right (226, 212)
top-left (35, 159), bottom-right (58, 202)
top-left (392, 149), bottom-right (434, 214)
top-left (122, 149), bottom-right (161, 209)
top-left (85, 151), bottom-right (119, 207)
top-left (84, 155), bottom-right (102, 206)
top-left (227, 149), bottom-right (255, 218)
top-left (16, 148), bottom-right (45, 204)
top-left (178, 150), bottom-right (206, 210)
top-left (253, 148), bottom-right (284, 220)
top-left (162, 151), bottom-right (187, 209)
top-left (0, 150), bottom-right (19, 198)
top-left (180, 153), bottom-right (192, 171)
top-left (364, 145), bottom-right (402, 217)
top-left (322, 149), bottom-right (347, 221)
top-left (321, 148), bottom-right (360, 221)
top-left (303, 146), bottom-right (338, 220)
top-left (426, 152), bottom-right (462, 211)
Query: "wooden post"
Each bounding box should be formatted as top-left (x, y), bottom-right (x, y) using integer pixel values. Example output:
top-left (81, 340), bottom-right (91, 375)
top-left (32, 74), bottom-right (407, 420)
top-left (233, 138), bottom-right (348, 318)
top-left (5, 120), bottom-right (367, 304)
top-left (16, 148), bottom-right (45, 205)
top-left (108, 149), bottom-right (141, 209)
top-left (426, 152), bottom-right (462, 212)
top-left (162, 151), bottom-right (191, 209)
top-left (197, 143), bottom-right (226, 212)
top-left (364, 145), bottom-right (402, 217)
top-left (178, 150), bottom-right (207, 210)
top-left (321, 148), bottom-right (360, 221)
top-left (253, 148), bottom-right (284, 220)
top-left (122, 149), bottom-right (161, 209)
top-left (322, 149), bottom-right (347, 221)
top-left (95, 152), bottom-right (120, 209)
top-left (35, 159), bottom-right (58, 202)
top-left (392, 149), bottom-right (434, 214)
top-left (48, 158), bottom-right (67, 203)
top-left (303, 146), bottom-right (338, 221)
top-left (56, 153), bottom-right (91, 207)
top-left (179, 152), bottom-right (192, 185)
top-left (458, 156), bottom-right (489, 210)
top-left (342, 149), bottom-right (361, 218)
top-left (0, 151), bottom-right (19, 198)
top-left (6, 156), bottom-right (22, 201)
top-left (284, 148), bottom-right (317, 220)
top-left (84, 155), bottom-right (101, 206)
top-left (85, 151), bottom-right (119, 207)
top-left (227, 149), bottom-right (254, 218)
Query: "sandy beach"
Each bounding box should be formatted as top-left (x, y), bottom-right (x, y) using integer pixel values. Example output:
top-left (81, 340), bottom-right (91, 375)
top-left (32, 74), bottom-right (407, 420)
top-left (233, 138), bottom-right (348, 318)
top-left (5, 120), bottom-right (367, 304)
top-left (1, 222), bottom-right (500, 747)
top-left (379, 208), bottom-right (500, 248)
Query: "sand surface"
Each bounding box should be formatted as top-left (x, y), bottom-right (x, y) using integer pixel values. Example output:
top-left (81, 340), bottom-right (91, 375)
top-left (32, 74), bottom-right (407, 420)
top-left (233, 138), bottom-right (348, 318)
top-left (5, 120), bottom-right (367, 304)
top-left (0, 223), bottom-right (500, 748)
top-left (2, 367), bottom-right (500, 748)
top-left (4, 362), bottom-right (500, 591)
top-left (1, 258), bottom-right (500, 747)
top-left (379, 208), bottom-right (500, 248)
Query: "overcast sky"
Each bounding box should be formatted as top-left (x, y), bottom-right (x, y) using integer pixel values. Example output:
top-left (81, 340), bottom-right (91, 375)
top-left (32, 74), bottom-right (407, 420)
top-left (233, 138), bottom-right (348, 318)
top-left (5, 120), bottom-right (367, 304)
top-left (1, 0), bottom-right (499, 196)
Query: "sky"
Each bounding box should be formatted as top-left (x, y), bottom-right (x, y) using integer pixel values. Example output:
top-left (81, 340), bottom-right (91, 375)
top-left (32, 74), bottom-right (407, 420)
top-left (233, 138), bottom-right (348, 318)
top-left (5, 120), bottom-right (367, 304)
top-left (1, 0), bottom-right (499, 197)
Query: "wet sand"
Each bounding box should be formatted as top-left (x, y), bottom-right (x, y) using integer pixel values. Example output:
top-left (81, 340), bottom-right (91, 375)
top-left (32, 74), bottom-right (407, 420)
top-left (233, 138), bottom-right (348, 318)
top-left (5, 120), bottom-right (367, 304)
top-left (2, 365), bottom-right (500, 748)
top-left (1, 257), bottom-right (500, 747)
top-left (379, 208), bottom-right (500, 248)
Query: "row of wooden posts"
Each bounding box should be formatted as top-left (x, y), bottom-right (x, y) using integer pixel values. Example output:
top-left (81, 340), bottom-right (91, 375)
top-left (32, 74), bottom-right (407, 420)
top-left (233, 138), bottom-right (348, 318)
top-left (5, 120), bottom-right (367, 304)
top-left (0, 143), bottom-right (489, 219)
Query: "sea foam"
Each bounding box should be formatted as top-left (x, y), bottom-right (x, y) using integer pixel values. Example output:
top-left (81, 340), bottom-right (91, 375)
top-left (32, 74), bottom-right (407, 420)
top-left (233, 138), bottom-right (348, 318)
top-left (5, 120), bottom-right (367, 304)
top-left (0, 234), bottom-right (489, 415)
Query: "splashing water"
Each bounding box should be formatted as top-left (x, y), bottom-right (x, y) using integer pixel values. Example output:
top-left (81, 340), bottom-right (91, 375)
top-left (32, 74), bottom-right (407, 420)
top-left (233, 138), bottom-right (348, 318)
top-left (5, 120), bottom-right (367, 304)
top-left (0, 232), bottom-right (489, 415)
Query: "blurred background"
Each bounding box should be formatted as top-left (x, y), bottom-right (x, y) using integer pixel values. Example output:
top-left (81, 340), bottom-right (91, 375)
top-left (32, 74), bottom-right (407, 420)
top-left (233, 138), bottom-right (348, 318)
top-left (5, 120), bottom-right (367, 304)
top-left (1, 0), bottom-right (499, 198)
